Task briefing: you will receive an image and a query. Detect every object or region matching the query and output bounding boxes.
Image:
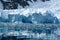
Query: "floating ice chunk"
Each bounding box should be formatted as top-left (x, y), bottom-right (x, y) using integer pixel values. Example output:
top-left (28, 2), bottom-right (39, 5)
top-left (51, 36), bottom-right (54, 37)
top-left (39, 33), bottom-right (46, 38)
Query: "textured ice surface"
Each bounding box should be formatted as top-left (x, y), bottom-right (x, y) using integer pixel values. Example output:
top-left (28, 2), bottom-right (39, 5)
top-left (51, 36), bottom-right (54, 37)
top-left (0, 1), bottom-right (3, 10)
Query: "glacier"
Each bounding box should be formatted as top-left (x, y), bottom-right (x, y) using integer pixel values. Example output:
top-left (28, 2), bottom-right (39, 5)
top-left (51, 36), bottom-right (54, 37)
top-left (0, 0), bottom-right (60, 23)
top-left (0, 0), bottom-right (60, 19)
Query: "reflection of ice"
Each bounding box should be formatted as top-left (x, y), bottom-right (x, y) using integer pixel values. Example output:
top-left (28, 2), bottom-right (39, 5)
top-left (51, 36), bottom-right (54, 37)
top-left (54, 28), bottom-right (60, 36)
top-left (0, 23), bottom-right (59, 40)
top-left (7, 31), bottom-right (20, 36)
